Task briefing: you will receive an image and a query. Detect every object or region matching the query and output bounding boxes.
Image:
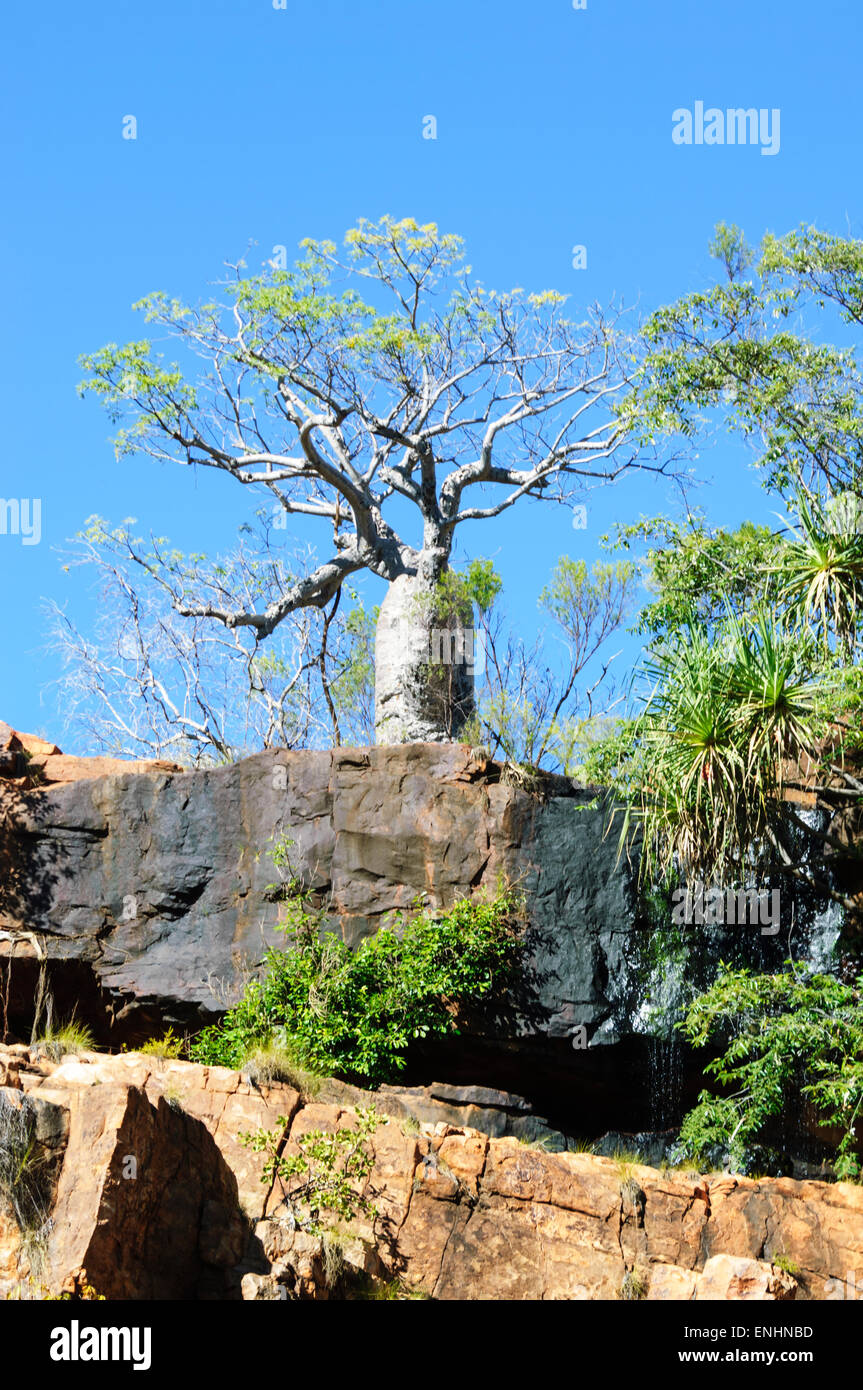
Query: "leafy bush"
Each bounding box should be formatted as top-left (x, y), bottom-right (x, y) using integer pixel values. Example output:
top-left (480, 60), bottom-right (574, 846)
top-left (191, 886), bottom-right (525, 1087)
top-left (614, 612), bottom-right (823, 889)
top-left (676, 962), bottom-right (863, 1180)
top-left (239, 1106), bottom-right (379, 1235)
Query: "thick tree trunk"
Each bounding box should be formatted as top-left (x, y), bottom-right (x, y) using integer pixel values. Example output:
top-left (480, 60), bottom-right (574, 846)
top-left (374, 573), bottom-right (476, 744)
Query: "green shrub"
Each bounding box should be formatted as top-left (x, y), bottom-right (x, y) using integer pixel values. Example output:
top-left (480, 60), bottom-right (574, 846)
top-left (138, 1028), bottom-right (185, 1059)
top-left (239, 1106), bottom-right (379, 1236)
top-left (619, 1268), bottom-right (649, 1300)
top-left (0, 1093), bottom-right (54, 1270)
top-left (677, 962), bottom-right (863, 1180)
top-left (191, 885), bottom-right (525, 1087)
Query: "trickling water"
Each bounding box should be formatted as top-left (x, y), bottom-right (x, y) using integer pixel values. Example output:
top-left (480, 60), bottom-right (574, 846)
top-left (647, 1033), bottom-right (684, 1131)
top-left (603, 823), bottom-right (847, 1153)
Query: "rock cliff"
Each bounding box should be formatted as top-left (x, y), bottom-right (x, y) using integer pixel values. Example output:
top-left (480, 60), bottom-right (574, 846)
top-left (0, 734), bottom-right (841, 1143)
top-left (2, 1047), bottom-right (859, 1302)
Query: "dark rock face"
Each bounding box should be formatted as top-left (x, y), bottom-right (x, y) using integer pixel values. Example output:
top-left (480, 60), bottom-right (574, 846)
top-left (0, 743), bottom-right (841, 1146)
top-left (0, 746), bottom-right (635, 1045)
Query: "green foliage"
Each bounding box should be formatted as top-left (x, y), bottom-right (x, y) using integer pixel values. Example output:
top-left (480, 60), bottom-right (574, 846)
top-left (191, 885), bottom-right (525, 1087)
top-left (615, 611), bottom-right (823, 886)
top-left (602, 499), bottom-right (860, 900)
top-left (138, 1028), bottom-right (185, 1059)
top-left (628, 222), bottom-right (863, 504)
top-left (460, 558), bottom-right (504, 615)
top-left (570, 717), bottom-right (639, 791)
top-left (775, 486), bottom-right (863, 659)
top-left (676, 963), bottom-right (863, 1180)
top-left (610, 516), bottom-right (784, 645)
top-left (0, 1095), bottom-right (52, 1239)
top-left (538, 557), bottom-right (635, 641)
top-left (239, 1106), bottom-right (379, 1236)
top-left (35, 1019), bottom-right (96, 1062)
top-left (471, 555), bottom-right (635, 773)
top-left (619, 1268), bottom-right (649, 1301)
top-left (265, 833), bottom-right (304, 898)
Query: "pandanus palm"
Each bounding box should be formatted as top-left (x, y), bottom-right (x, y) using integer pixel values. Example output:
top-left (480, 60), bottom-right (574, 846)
top-left (775, 488), bottom-right (863, 660)
top-left (625, 613), bottom-right (821, 886)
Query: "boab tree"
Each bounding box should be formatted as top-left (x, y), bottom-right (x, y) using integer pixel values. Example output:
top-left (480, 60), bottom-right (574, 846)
top-left (80, 217), bottom-right (665, 743)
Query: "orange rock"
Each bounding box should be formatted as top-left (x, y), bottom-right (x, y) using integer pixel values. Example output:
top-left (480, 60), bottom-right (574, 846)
top-left (696, 1254), bottom-right (797, 1300)
top-left (3, 1046), bottom-right (863, 1301)
top-left (648, 1264), bottom-right (699, 1300)
top-left (32, 753), bottom-right (182, 783)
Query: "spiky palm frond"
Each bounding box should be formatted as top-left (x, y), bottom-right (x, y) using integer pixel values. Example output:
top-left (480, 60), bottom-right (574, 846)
top-left (627, 614), bottom-right (824, 886)
top-left (775, 488), bottom-right (863, 659)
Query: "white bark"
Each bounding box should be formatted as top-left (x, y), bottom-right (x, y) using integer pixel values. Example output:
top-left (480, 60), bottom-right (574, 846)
top-left (375, 574), bottom-right (475, 744)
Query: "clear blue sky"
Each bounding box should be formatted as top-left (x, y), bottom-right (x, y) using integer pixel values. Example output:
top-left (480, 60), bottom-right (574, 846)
top-left (2, 0), bottom-right (861, 740)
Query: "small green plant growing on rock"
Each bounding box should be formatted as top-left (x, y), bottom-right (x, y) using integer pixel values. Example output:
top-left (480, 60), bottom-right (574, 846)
top-left (348, 1272), bottom-right (430, 1300)
top-left (321, 1231), bottom-right (346, 1289)
top-left (619, 1267), bottom-right (649, 1301)
top-left (239, 1106), bottom-right (379, 1237)
top-left (516, 1133), bottom-right (559, 1152)
top-left (239, 1037), bottom-right (322, 1098)
top-left (0, 1094), bottom-right (55, 1279)
top-left (265, 834), bottom-right (305, 901)
top-left (138, 1028), bottom-right (186, 1059)
top-left (571, 1138), bottom-right (597, 1155)
top-left (159, 1083), bottom-right (187, 1113)
top-left (34, 1018), bottom-right (95, 1062)
top-left (613, 1153), bottom-right (647, 1223)
top-left (772, 1253), bottom-right (800, 1276)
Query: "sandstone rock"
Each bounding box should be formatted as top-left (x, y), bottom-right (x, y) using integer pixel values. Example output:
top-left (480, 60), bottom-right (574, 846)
top-left (241, 1271), bottom-right (286, 1300)
top-left (28, 753), bottom-right (183, 784)
top-left (647, 1264), bottom-right (698, 1300)
top-left (0, 744), bottom-right (642, 1103)
top-left (0, 719), bottom-right (181, 787)
top-left (0, 724), bottom-right (63, 758)
top-left (696, 1254), bottom-right (797, 1300)
top-left (1, 1047), bottom-right (861, 1301)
